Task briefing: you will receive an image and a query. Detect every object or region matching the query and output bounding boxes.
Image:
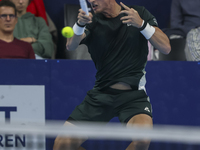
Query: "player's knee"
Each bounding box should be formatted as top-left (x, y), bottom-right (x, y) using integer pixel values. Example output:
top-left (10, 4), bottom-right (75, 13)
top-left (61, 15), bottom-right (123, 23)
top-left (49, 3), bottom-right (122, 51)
top-left (54, 137), bottom-right (82, 150)
top-left (66, 138), bottom-right (82, 149)
top-left (134, 140), bottom-right (150, 150)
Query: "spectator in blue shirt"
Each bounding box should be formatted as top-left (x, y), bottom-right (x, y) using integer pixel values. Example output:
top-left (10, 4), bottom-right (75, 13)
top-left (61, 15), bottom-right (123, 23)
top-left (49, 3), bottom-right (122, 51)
top-left (170, 0), bottom-right (200, 38)
top-left (163, 0), bottom-right (200, 61)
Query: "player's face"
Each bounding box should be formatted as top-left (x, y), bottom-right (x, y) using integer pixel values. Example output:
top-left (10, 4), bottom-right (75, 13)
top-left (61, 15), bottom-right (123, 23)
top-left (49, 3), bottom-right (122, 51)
top-left (0, 6), bottom-right (17, 33)
top-left (11, 0), bottom-right (29, 13)
top-left (87, 0), bottom-right (111, 14)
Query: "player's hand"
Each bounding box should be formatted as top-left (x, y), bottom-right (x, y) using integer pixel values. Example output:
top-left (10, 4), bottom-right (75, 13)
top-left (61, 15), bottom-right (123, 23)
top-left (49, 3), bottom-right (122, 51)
top-left (119, 2), bottom-right (143, 28)
top-left (77, 9), bottom-right (93, 26)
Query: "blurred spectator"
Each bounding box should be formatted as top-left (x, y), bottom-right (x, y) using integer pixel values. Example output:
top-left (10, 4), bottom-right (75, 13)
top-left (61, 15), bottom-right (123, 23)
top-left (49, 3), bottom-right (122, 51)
top-left (6, 0), bottom-right (54, 59)
top-left (185, 27), bottom-right (200, 61)
top-left (170, 0), bottom-right (200, 38)
top-left (0, 0), bottom-right (35, 59)
top-left (26, 0), bottom-right (58, 59)
top-left (0, 0), bottom-right (48, 24)
top-left (27, 0), bottom-right (48, 24)
top-left (163, 0), bottom-right (200, 61)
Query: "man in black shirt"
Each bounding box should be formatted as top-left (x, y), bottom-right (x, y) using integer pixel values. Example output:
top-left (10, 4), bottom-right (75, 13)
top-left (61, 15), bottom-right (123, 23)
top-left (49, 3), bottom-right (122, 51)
top-left (54, 0), bottom-right (171, 150)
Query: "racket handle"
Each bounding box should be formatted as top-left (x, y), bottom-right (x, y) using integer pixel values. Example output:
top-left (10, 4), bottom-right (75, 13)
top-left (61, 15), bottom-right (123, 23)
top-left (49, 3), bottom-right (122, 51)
top-left (79, 0), bottom-right (89, 15)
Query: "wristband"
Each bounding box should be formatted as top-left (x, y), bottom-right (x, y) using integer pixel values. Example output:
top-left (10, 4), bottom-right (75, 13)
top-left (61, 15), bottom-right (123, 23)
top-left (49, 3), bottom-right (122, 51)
top-left (141, 20), bottom-right (144, 27)
top-left (76, 21), bottom-right (86, 27)
top-left (139, 20), bottom-right (147, 31)
top-left (73, 23), bottom-right (85, 35)
top-left (140, 21), bottom-right (155, 40)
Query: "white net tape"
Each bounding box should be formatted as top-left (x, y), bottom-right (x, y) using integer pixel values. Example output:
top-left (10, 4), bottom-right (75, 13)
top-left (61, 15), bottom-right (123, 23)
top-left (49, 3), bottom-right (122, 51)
top-left (1, 121), bottom-right (200, 144)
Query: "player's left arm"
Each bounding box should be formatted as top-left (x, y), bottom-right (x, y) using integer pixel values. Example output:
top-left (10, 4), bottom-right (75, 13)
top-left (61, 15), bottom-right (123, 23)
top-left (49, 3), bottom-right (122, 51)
top-left (148, 27), bottom-right (171, 54)
top-left (120, 2), bottom-right (171, 55)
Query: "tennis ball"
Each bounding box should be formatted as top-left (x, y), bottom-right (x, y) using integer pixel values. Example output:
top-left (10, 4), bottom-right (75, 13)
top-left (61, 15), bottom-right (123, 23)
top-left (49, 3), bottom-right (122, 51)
top-left (61, 26), bottom-right (74, 38)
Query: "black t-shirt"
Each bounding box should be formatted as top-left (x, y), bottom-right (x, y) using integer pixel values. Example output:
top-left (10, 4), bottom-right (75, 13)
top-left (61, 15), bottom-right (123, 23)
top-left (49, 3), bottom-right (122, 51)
top-left (81, 5), bottom-right (158, 90)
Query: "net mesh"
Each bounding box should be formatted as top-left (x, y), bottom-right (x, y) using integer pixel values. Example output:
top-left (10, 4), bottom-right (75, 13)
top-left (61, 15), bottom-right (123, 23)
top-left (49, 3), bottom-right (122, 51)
top-left (1, 121), bottom-right (200, 150)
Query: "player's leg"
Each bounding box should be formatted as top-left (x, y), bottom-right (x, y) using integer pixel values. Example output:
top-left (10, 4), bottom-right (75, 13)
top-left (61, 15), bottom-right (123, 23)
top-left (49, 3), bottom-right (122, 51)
top-left (53, 88), bottom-right (114, 150)
top-left (125, 114), bottom-right (153, 150)
top-left (115, 89), bottom-right (153, 150)
top-left (53, 121), bottom-right (87, 150)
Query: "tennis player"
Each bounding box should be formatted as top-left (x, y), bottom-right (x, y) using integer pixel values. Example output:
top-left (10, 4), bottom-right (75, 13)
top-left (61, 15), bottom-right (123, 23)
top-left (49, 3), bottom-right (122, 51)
top-left (54, 0), bottom-right (171, 149)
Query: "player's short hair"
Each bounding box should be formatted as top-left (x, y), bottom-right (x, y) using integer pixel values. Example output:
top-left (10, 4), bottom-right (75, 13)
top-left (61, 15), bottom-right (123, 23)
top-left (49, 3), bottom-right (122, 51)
top-left (0, 0), bottom-right (17, 16)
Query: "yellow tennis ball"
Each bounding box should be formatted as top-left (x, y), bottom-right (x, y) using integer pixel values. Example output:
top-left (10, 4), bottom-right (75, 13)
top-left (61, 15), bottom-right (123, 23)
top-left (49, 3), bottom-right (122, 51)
top-left (61, 26), bottom-right (74, 38)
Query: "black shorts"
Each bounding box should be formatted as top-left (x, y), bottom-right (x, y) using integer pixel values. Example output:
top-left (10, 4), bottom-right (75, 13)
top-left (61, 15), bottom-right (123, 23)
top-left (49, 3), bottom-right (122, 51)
top-left (68, 87), bottom-right (152, 123)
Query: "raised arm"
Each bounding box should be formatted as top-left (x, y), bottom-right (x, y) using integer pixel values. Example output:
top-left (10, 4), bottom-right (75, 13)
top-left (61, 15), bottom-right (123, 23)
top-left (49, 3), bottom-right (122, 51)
top-left (67, 9), bottom-right (93, 51)
top-left (149, 27), bottom-right (171, 54)
top-left (120, 2), bottom-right (171, 54)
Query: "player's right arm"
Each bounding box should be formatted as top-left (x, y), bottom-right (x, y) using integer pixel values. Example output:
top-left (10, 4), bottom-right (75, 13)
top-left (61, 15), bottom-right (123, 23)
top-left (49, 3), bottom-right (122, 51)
top-left (67, 9), bottom-right (93, 51)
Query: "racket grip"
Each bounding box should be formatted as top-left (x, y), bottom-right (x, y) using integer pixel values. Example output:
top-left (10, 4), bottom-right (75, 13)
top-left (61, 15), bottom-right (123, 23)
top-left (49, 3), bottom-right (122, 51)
top-left (79, 0), bottom-right (89, 15)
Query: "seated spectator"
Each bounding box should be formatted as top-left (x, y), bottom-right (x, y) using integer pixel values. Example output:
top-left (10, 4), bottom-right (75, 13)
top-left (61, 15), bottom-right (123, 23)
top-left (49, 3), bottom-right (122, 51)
top-left (26, 0), bottom-right (58, 59)
top-left (170, 0), bottom-right (200, 38)
top-left (27, 0), bottom-right (48, 24)
top-left (185, 27), bottom-right (200, 61)
top-left (163, 0), bottom-right (200, 61)
top-left (5, 0), bottom-right (54, 59)
top-left (0, 0), bottom-right (48, 24)
top-left (0, 0), bottom-right (35, 59)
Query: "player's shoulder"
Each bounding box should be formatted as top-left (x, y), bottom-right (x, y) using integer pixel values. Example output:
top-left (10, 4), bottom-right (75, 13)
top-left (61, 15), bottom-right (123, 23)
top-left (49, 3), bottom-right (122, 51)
top-left (129, 5), bottom-right (155, 21)
top-left (129, 5), bottom-right (146, 12)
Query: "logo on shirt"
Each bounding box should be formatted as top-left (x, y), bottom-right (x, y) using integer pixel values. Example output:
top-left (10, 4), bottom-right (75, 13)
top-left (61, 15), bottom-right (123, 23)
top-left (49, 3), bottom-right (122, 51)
top-left (153, 18), bottom-right (158, 26)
